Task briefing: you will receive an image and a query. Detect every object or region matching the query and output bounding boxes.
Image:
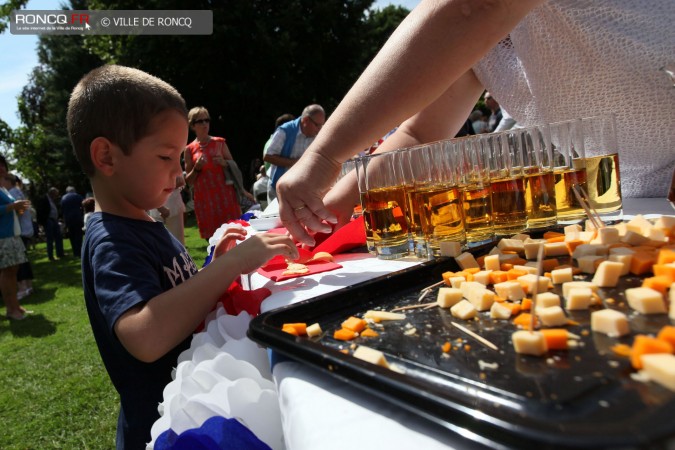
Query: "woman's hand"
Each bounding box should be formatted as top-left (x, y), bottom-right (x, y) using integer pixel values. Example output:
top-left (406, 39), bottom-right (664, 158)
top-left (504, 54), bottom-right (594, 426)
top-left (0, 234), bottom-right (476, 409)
top-left (277, 152), bottom-right (339, 246)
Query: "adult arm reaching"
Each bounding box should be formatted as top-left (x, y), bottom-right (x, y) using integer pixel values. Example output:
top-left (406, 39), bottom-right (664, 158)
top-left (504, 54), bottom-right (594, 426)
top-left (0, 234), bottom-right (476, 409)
top-left (277, 0), bottom-right (543, 245)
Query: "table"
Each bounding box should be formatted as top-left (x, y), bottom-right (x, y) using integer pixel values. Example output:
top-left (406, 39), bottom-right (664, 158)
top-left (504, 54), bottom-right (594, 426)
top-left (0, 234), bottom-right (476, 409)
top-left (151, 198), bottom-right (673, 449)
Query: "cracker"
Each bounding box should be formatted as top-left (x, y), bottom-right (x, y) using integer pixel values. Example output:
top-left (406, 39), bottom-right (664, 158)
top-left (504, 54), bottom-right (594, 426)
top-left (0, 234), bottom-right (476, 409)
top-left (309, 251), bottom-right (334, 263)
top-left (282, 262), bottom-right (310, 276)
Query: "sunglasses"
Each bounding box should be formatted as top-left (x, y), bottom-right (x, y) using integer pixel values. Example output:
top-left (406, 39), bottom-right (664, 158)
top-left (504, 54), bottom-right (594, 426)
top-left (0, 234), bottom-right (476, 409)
top-left (192, 118), bottom-right (210, 125)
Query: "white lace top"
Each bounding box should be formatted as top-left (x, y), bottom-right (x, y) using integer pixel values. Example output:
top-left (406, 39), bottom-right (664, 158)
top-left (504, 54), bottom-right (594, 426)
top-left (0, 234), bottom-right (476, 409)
top-left (473, 0), bottom-right (675, 198)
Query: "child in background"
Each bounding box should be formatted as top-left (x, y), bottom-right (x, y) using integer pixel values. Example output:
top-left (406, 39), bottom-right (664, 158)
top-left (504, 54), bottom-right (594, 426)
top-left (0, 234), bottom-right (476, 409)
top-left (67, 65), bottom-right (298, 449)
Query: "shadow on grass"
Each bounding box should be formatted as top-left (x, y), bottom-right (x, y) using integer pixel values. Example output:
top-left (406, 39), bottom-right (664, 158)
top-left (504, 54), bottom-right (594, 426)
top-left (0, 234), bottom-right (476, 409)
top-left (0, 313), bottom-right (57, 337)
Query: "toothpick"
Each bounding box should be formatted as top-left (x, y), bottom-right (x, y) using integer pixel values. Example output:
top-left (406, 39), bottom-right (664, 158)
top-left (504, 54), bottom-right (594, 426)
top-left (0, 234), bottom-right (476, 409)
top-left (577, 184), bottom-right (605, 228)
top-left (418, 280), bottom-right (445, 302)
top-left (451, 322), bottom-right (499, 351)
top-left (391, 301), bottom-right (437, 312)
top-left (571, 185), bottom-right (603, 229)
top-left (528, 244), bottom-right (545, 332)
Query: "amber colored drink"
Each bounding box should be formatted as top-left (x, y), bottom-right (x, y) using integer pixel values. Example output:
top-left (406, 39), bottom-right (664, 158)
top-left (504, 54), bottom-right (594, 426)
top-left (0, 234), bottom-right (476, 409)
top-left (524, 170), bottom-right (557, 229)
top-left (413, 184), bottom-right (465, 256)
top-left (461, 183), bottom-right (494, 243)
top-left (553, 166), bottom-right (587, 221)
top-left (405, 186), bottom-right (427, 258)
top-left (491, 176), bottom-right (528, 235)
top-left (362, 185), bottom-right (409, 259)
top-left (584, 153), bottom-right (622, 214)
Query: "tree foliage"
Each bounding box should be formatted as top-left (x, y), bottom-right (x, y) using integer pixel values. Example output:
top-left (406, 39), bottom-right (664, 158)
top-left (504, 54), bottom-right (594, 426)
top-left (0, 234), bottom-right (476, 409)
top-left (1, 0), bottom-right (409, 194)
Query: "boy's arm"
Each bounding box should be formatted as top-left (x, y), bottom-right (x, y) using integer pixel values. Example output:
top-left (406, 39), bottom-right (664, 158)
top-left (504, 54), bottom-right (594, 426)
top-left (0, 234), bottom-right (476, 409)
top-left (114, 233), bottom-right (298, 362)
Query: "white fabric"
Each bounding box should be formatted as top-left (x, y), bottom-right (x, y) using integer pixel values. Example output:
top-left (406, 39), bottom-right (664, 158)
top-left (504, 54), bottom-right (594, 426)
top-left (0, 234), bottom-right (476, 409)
top-left (472, 0), bottom-right (675, 198)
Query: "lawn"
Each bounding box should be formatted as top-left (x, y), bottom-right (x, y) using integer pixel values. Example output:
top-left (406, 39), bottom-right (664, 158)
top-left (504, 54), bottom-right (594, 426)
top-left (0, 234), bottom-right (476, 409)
top-left (0, 215), bottom-right (209, 449)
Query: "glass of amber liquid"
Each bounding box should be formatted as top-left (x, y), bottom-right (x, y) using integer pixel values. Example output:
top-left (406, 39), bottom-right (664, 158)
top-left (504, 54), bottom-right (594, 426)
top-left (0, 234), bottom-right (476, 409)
top-left (516, 125), bottom-right (558, 229)
top-left (456, 137), bottom-right (494, 245)
top-left (355, 151), bottom-right (410, 259)
top-left (398, 145), bottom-right (428, 258)
top-left (550, 118), bottom-right (588, 223)
top-left (580, 114), bottom-right (622, 220)
top-left (485, 132), bottom-right (528, 235)
top-left (406, 142), bottom-right (465, 257)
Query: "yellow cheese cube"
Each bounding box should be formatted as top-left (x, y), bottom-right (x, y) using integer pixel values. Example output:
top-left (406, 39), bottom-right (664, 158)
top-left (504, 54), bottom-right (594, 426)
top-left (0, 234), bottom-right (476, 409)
top-left (489, 302), bottom-right (512, 320)
top-left (591, 309), bottom-right (630, 337)
top-left (592, 261), bottom-right (624, 287)
top-left (455, 252), bottom-right (479, 270)
top-left (625, 287), bottom-right (667, 314)
top-left (497, 238), bottom-right (525, 254)
top-left (517, 274), bottom-right (550, 295)
top-left (493, 280), bottom-right (526, 301)
top-left (608, 253), bottom-right (632, 276)
top-left (439, 241), bottom-right (462, 257)
top-left (537, 306), bottom-right (568, 327)
top-left (483, 254), bottom-right (501, 272)
top-left (551, 267), bottom-right (574, 284)
top-left (534, 292), bottom-right (561, 309)
top-left (449, 276), bottom-right (466, 289)
top-left (641, 353), bottom-right (675, 392)
top-left (562, 281), bottom-right (597, 299)
top-left (544, 241), bottom-right (569, 257)
top-left (566, 287), bottom-right (593, 310)
top-left (472, 270), bottom-right (492, 286)
top-left (465, 288), bottom-right (495, 311)
top-left (576, 255), bottom-right (606, 274)
top-left (450, 299), bottom-right (477, 320)
top-left (512, 330), bottom-right (547, 356)
top-left (306, 323), bottom-right (323, 337)
top-left (523, 241), bottom-right (545, 260)
top-left (437, 287), bottom-right (463, 308)
top-left (353, 345), bottom-right (390, 368)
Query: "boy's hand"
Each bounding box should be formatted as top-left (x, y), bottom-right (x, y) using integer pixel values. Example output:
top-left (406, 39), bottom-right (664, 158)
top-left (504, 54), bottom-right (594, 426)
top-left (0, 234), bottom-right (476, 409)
top-left (231, 233), bottom-right (299, 274)
top-left (213, 226), bottom-right (248, 258)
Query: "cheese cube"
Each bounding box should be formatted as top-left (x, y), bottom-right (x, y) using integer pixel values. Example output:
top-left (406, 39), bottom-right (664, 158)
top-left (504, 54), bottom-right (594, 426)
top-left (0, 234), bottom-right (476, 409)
top-left (465, 287), bottom-right (495, 311)
top-left (670, 283), bottom-right (675, 320)
top-left (437, 287), bottom-right (463, 308)
top-left (576, 255), bottom-right (606, 274)
top-left (448, 276), bottom-right (466, 289)
top-left (490, 301), bottom-right (512, 320)
top-left (511, 233), bottom-right (531, 241)
top-left (621, 231), bottom-right (649, 246)
top-left (484, 254), bottom-right (501, 272)
top-left (544, 241), bottom-right (569, 257)
top-left (440, 241), bottom-right (462, 257)
top-left (306, 323), bottom-right (323, 337)
top-left (523, 241), bottom-right (545, 260)
top-left (564, 224), bottom-right (582, 235)
top-left (537, 306), bottom-right (568, 327)
top-left (647, 228), bottom-right (667, 243)
top-left (654, 216), bottom-right (675, 231)
top-left (550, 267), bottom-right (573, 284)
top-left (450, 299), bottom-right (477, 320)
top-left (592, 261), bottom-right (624, 287)
top-left (512, 330), bottom-right (547, 356)
top-left (513, 264), bottom-right (538, 275)
top-left (455, 252), bottom-right (479, 270)
top-left (625, 287), bottom-right (667, 314)
top-left (364, 310), bottom-right (406, 321)
top-left (460, 281), bottom-right (485, 298)
top-left (608, 253), bottom-right (632, 276)
top-left (594, 227), bottom-right (620, 245)
top-left (641, 353), bottom-right (675, 392)
top-left (626, 215), bottom-right (653, 235)
top-left (566, 287), bottom-right (593, 310)
top-left (578, 231), bottom-right (597, 243)
top-left (517, 274), bottom-right (550, 295)
top-left (534, 292), bottom-right (561, 309)
top-left (562, 281), bottom-right (597, 298)
top-left (472, 270), bottom-right (492, 286)
top-left (493, 280), bottom-right (526, 301)
top-left (612, 222), bottom-right (628, 237)
top-left (497, 238), bottom-right (525, 254)
top-left (591, 309), bottom-right (630, 337)
top-left (353, 345), bottom-right (390, 368)
top-left (572, 243), bottom-right (605, 259)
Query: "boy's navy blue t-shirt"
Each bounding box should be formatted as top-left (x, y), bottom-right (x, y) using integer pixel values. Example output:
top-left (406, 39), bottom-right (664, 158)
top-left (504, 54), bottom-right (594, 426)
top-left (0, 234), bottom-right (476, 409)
top-left (82, 212), bottom-right (199, 449)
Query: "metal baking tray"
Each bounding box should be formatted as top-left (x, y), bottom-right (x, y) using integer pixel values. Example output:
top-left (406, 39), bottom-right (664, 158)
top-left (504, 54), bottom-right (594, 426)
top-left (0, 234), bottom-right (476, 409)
top-left (248, 245), bottom-right (675, 449)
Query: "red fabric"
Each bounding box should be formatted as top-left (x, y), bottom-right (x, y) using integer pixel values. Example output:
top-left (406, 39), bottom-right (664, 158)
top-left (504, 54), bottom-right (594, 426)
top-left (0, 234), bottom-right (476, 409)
top-left (196, 279), bottom-right (271, 332)
top-left (186, 137), bottom-right (242, 239)
top-left (256, 216), bottom-right (366, 281)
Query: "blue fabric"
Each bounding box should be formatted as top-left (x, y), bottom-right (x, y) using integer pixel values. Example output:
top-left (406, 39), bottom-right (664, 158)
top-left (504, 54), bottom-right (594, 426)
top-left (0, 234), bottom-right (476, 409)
top-left (0, 188), bottom-right (15, 239)
top-left (155, 416), bottom-right (272, 450)
top-left (270, 117), bottom-right (301, 188)
top-left (82, 212), bottom-right (199, 449)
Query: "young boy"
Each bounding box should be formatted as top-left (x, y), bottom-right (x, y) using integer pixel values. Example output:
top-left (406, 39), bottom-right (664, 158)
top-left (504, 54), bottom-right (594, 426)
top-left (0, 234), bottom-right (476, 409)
top-left (67, 65), bottom-right (298, 449)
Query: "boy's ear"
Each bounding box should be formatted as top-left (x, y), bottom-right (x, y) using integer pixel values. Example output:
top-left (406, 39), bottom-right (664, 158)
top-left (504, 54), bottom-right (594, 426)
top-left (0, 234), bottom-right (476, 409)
top-left (90, 137), bottom-right (116, 176)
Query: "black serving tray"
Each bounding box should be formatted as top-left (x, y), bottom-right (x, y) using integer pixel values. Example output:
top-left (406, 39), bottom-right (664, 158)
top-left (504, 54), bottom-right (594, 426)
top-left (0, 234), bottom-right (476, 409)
top-left (248, 245), bottom-right (675, 449)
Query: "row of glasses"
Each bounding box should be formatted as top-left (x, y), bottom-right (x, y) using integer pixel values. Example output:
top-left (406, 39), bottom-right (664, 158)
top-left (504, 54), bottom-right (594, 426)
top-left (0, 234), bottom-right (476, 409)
top-left (354, 113), bottom-right (622, 260)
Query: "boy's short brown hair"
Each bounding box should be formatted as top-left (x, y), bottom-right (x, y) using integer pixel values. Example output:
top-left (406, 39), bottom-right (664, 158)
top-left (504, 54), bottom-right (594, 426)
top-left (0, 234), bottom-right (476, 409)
top-left (67, 65), bottom-right (187, 176)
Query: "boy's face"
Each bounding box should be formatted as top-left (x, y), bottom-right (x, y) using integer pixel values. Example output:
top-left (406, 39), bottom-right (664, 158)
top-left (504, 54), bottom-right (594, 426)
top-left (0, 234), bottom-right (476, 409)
top-left (114, 109), bottom-right (188, 215)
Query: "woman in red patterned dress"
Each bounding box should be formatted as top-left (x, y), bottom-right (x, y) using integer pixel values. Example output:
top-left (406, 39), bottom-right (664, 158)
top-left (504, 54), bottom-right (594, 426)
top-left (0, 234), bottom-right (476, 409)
top-left (184, 106), bottom-right (242, 240)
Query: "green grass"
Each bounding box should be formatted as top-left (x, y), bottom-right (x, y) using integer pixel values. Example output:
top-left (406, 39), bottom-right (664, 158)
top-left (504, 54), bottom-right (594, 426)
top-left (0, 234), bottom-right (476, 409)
top-left (0, 215), bottom-right (209, 449)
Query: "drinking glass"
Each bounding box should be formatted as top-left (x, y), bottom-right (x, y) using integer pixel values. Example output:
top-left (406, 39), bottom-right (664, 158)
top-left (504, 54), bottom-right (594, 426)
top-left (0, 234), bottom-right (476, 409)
top-left (399, 146), bottom-right (427, 258)
top-left (355, 151), bottom-right (410, 259)
top-left (407, 141), bottom-right (465, 257)
top-left (485, 132), bottom-right (528, 235)
top-left (517, 125), bottom-right (557, 229)
top-left (580, 114), bottom-right (622, 219)
top-left (550, 118), bottom-right (587, 222)
top-left (456, 137), bottom-right (494, 245)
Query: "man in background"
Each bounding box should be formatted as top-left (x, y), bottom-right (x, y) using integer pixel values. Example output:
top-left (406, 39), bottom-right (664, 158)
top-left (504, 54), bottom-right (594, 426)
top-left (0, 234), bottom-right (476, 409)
top-left (264, 104), bottom-right (325, 203)
top-left (36, 187), bottom-right (64, 261)
top-left (61, 186), bottom-right (84, 257)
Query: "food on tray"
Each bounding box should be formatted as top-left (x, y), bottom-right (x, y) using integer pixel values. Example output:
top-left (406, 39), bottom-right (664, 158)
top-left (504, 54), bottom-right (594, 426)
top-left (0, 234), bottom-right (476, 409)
top-left (640, 354), bottom-right (675, 392)
top-left (282, 323), bottom-right (307, 336)
top-left (306, 323), bottom-right (323, 337)
top-left (590, 309), bottom-right (630, 337)
top-left (512, 330), bottom-right (547, 356)
top-left (309, 251), bottom-right (334, 263)
top-left (283, 262), bottom-right (310, 276)
top-left (353, 345), bottom-right (390, 368)
top-left (341, 316), bottom-right (367, 333)
top-left (436, 287), bottom-right (463, 308)
top-left (625, 287), bottom-right (667, 314)
top-left (363, 310), bottom-right (406, 321)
